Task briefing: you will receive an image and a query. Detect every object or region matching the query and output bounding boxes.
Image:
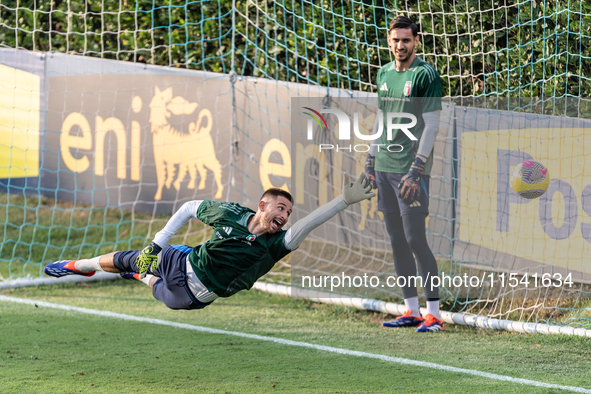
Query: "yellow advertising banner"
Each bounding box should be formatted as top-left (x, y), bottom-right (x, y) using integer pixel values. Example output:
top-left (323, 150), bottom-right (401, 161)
top-left (0, 64), bottom-right (40, 178)
top-left (460, 127), bottom-right (591, 274)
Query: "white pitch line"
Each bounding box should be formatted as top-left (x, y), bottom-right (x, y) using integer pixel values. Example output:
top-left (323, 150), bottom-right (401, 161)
top-left (1, 295), bottom-right (589, 393)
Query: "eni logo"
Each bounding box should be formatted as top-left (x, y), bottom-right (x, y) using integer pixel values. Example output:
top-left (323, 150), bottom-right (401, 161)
top-left (59, 86), bottom-right (224, 200)
top-left (149, 87), bottom-right (223, 200)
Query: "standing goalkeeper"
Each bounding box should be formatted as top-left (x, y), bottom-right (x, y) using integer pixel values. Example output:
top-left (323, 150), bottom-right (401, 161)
top-left (365, 16), bottom-right (444, 332)
top-left (44, 173), bottom-right (374, 310)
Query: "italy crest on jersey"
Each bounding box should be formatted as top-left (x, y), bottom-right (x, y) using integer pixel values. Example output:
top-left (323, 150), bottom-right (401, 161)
top-left (404, 81), bottom-right (412, 96)
top-left (246, 234), bottom-right (257, 242)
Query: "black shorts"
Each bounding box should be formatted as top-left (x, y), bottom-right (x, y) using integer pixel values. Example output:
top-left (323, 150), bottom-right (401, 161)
top-left (113, 245), bottom-right (213, 310)
top-left (376, 171), bottom-right (430, 216)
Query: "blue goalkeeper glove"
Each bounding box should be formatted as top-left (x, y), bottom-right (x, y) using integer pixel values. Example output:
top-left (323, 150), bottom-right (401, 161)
top-left (365, 154), bottom-right (377, 190)
top-left (397, 157), bottom-right (425, 204)
top-left (136, 241), bottom-right (162, 279)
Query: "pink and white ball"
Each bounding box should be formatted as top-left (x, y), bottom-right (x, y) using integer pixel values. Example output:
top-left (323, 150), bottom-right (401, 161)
top-left (510, 160), bottom-right (550, 199)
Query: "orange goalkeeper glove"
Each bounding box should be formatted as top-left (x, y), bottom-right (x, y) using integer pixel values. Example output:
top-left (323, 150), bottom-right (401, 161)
top-left (397, 157), bottom-right (425, 204)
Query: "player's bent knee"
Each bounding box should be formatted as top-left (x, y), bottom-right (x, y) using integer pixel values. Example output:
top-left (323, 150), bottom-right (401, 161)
top-left (151, 278), bottom-right (213, 310)
top-left (404, 233), bottom-right (424, 251)
top-left (149, 276), bottom-right (159, 288)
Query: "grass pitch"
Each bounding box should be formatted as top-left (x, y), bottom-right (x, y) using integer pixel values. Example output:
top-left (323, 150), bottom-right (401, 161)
top-left (1, 280), bottom-right (590, 393)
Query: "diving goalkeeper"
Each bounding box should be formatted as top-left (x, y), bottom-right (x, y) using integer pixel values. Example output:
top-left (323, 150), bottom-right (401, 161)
top-left (44, 173), bottom-right (375, 310)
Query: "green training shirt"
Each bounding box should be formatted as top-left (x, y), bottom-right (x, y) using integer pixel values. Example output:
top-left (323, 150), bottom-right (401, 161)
top-left (188, 200), bottom-right (290, 297)
top-left (376, 56), bottom-right (442, 175)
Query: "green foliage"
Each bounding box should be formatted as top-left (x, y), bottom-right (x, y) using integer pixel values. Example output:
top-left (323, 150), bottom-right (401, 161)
top-left (1, 0), bottom-right (590, 98)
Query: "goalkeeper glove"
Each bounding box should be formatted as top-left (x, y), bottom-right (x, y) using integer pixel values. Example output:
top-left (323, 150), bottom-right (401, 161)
top-left (343, 172), bottom-right (376, 205)
top-left (397, 157), bottom-right (425, 205)
top-left (364, 154), bottom-right (377, 190)
top-left (136, 241), bottom-right (162, 279)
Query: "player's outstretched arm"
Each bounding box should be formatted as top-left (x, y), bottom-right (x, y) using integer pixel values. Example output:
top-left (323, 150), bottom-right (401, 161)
top-left (137, 200), bottom-right (203, 278)
top-left (342, 172), bottom-right (376, 205)
top-left (284, 172), bottom-right (375, 251)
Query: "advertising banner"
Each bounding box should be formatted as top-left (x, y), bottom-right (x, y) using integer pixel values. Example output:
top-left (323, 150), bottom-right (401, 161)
top-left (0, 49), bottom-right (45, 190)
top-left (44, 54), bottom-right (233, 214)
top-left (455, 106), bottom-right (591, 281)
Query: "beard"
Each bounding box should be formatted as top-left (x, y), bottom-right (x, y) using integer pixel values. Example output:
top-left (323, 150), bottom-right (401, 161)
top-left (395, 49), bottom-right (413, 62)
top-left (262, 213), bottom-right (282, 233)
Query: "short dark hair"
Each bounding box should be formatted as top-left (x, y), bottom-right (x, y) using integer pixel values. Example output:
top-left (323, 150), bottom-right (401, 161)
top-left (260, 188), bottom-right (293, 204)
top-left (389, 16), bottom-right (419, 36)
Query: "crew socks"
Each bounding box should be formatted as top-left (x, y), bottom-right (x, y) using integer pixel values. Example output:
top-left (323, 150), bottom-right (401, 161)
top-left (75, 257), bottom-right (102, 272)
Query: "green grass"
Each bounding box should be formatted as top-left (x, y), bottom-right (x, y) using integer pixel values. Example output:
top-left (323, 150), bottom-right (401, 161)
top-left (1, 280), bottom-right (590, 393)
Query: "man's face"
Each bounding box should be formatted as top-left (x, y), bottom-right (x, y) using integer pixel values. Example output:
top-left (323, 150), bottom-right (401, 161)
top-left (260, 196), bottom-right (292, 233)
top-left (388, 28), bottom-right (419, 63)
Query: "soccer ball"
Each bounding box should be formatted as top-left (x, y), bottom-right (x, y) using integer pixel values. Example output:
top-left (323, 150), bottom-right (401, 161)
top-left (510, 160), bottom-right (550, 199)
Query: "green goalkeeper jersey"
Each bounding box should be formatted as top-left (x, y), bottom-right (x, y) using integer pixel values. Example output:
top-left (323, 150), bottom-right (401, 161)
top-left (376, 56), bottom-right (442, 175)
top-left (188, 200), bottom-right (290, 297)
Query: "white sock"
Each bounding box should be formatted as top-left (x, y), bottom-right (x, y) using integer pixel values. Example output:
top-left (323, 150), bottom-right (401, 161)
top-left (141, 274), bottom-right (154, 286)
top-left (404, 297), bottom-right (420, 317)
top-left (426, 300), bottom-right (441, 320)
top-left (75, 257), bottom-right (102, 272)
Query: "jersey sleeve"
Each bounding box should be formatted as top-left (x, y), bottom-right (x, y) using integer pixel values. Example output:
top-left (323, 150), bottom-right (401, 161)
top-left (376, 68), bottom-right (384, 111)
top-left (196, 200), bottom-right (222, 226)
top-left (153, 200), bottom-right (203, 247)
top-left (268, 230), bottom-right (291, 261)
top-left (418, 64), bottom-right (443, 113)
